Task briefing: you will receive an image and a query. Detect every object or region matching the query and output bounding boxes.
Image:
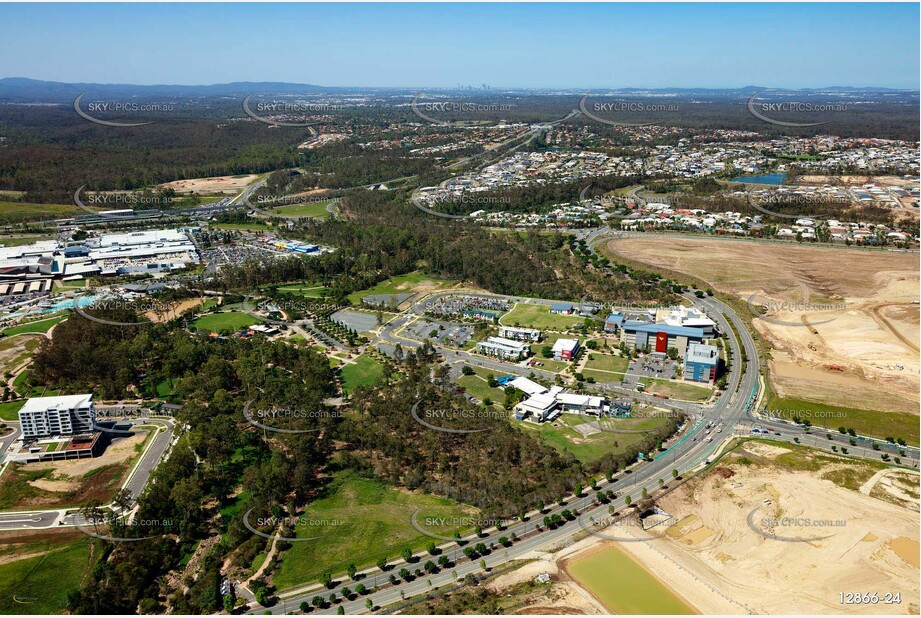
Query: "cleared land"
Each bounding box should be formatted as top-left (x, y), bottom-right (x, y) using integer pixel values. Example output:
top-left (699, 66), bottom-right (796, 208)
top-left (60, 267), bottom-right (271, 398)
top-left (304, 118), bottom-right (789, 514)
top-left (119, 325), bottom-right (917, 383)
top-left (500, 303), bottom-right (584, 331)
top-left (643, 378), bottom-right (712, 402)
top-left (604, 237), bottom-right (920, 436)
top-left (0, 201), bottom-right (79, 225)
top-left (605, 440), bottom-right (920, 614)
top-left (346, 271), bottom-right (456, 305)
top-left (159, 174), bottom-right (257, 195)
top-left (0, 531), bottom-right (94, 614)
top-left (515, 414), bottom-right (670, 464)
top-left (269, 473), bottom-right (478, 591)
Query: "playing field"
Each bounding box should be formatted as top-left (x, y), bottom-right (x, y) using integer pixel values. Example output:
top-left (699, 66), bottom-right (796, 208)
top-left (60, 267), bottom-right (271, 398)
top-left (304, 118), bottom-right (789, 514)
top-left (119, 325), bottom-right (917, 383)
top-left (269, 473), bottom-right (478, 591)
top-left (192, 311), bottom-right (261, 333)
top-left (2, 315), bottom-right (67, 337)
top-left (339, 354), bottom-right (384, 393)
top-left (500, 303), bottom-right (584, 331)
top-left (274, 201), bottom-right (331, 218)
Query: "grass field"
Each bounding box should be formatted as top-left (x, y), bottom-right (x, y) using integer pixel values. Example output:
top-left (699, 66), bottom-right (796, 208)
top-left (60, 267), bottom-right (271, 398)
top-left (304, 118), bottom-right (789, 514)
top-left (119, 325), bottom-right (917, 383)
top-left (643, 378), bottom-right (712, 402)
top-left (515, 414), bottom-right (669, 464)
top-left (277, 284), bottom-right (331, 298)
top-left (583, 353), bottom-right (629, 374)
top-left (2, 315), bottom-right (67, 337)
top-left (270, 473), bottom-right (477, 591)
top-left (346, 271), bottom-right (456, 305)
top-left (0, 201), bottom-right (80, 225)
top-left (192, 311), bottom-right (261, 333)
top-left (0, 401), bottom-right (24, 421)
top-left (339, 354), bottom-right (384, 394)
top-left (0, 235), bottom-right (53, 248)
top-left (274, 201), bottom-right (331, 218)
top-left (765, 396), bottom-right (919, 446)
top-left (0, 537), bottom-right (94, 614)
top-left (456, 365), bottom-right (509, 404)
top-left (500, 303), bottom-right (584, 331)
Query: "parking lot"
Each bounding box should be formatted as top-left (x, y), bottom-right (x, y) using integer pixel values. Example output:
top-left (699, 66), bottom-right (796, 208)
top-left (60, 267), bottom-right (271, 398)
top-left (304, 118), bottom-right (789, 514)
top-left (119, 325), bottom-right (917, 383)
top-left (621, 354), bottom-right (678, 390)
top-left (331, 309), bottom-right (380, 334)
top-left (405, 319), bottom-right (473, 348)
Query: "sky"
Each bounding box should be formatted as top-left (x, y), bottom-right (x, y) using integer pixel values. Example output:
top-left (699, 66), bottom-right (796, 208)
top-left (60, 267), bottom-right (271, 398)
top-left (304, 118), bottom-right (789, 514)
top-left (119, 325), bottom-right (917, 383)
top-left (0, 3), bottom-right (917, 89)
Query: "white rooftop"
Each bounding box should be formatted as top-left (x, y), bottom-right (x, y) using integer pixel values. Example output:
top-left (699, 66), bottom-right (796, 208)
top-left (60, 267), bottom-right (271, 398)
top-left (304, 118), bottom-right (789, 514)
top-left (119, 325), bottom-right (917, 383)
top-left (19, 394), bottom-right (94, 414)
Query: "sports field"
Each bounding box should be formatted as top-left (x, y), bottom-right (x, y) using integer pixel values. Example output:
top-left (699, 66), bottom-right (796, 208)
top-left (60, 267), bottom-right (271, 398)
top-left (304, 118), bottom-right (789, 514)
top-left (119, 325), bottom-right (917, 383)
top-left (500, 303), bottom-right (584, 331)
top-left (274, 200), bottom-right (331, 218)
top-left (192, 311), bottom-right (261, 333)
top-left (339, 354), bottom-right (384, 393)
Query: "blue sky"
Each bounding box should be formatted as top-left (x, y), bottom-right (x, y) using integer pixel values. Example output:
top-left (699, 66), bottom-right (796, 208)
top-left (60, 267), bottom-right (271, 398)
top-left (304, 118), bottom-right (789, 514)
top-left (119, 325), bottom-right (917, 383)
top-left (1, 3), bottom-right (917, 89)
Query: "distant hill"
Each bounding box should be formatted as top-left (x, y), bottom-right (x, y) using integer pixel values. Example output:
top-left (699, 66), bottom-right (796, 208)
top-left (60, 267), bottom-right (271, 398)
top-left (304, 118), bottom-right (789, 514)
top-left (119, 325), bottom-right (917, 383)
top-left (0, 77), bottom-right (915, 103)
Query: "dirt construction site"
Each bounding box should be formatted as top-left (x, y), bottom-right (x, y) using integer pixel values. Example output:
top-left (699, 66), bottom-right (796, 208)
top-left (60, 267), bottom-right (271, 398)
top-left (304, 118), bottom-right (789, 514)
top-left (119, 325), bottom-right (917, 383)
top-left (605, 237), bottom-right (920, 416)
top-left (612, 441), bottom-right (920, 614)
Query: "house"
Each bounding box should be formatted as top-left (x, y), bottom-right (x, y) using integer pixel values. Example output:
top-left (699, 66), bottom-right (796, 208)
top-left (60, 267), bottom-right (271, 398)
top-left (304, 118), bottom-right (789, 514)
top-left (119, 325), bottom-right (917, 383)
top-left (549, 302), bottom-right (574, 315)
top-left (551, 338), bottom-right (580, 361)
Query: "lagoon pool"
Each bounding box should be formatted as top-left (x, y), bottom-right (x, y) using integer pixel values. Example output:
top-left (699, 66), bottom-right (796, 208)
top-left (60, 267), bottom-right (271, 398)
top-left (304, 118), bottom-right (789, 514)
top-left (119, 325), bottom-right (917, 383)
top-left (568, 545), bottom-right (696, 614)
top-left (729, 173), bottom-right (787, 185)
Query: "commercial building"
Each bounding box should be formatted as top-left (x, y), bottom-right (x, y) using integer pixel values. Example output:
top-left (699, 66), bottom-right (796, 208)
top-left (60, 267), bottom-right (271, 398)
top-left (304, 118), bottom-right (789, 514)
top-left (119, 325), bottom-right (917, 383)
top-left (551, 338), bottom-right (580, 361)
top-left (603, 313), bottom-right (625, 333)
top-left (18, 394), bottom-right (96, 439)
top-left (656, 306), bottom-right (717, 338)
top-left (684, 343), bottom-right (720, 384)
top-left (498, 326), bottom-right (541, 342)
top-left (475, 336), bottom-right (531, 361)
top-left (621, 322), bottom-right (706, 357)
top-left (549, 302), bottom-right (575, 315)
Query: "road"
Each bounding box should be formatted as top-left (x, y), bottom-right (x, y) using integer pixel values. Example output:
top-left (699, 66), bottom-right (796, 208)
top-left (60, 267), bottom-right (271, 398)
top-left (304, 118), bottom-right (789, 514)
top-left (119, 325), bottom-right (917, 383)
top-left (263, 279), bottom-right (917, 614)
top-left (0, 417), bottom-right (176, 531)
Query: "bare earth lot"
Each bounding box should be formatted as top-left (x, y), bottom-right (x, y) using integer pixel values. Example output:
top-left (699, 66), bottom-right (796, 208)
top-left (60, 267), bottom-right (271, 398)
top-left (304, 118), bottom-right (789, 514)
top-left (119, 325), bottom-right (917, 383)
top-left (606, 237), bottom-right (919, 415)
top-left (159, 174), bottom-right (258, 195)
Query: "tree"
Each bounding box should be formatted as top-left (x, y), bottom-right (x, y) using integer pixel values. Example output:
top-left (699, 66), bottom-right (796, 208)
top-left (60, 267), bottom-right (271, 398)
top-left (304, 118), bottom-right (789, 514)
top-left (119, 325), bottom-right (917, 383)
top-left (427, 542), bottom-right (437, 555)
top-left (479, 559), bottom-right (487, 572)
top-left (337, 606), bottom-right (345, 615)
top-left (328, 593), bottom-right (338, 605)
top-left (461, 366), bottom-right (474, 376)
top-left (341, 587), bottom-right (352, 599)
top-left (366, 599), bottom-right (373, 610)
top-left (398, 568), bottom-right (411, 581)
top-left (401, 547), bottom-right (413, 562)
top-left (624, 495), bottom-right (632, 506)
top-left (377, 557), bottom-right (388, 571)
top-left (322, 573), bottom-right (333, 588)
top-left (311, 596), bottom-right (324, 609)
top-left (672, 468), bottom-right (679, 480)
top-left (424, 560), bottom-right (437, 573)
top-left (347, 564), bottom-right (357, 580)
top-left (300, 601), bottom-right (310, 612)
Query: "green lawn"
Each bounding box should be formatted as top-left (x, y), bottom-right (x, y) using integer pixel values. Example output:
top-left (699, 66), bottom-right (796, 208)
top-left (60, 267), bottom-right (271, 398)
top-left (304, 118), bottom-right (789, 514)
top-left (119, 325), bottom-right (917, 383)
top-left (500, 303), bottom-right (584, 331)
top-left (515, 415), bottom-right (669, 464)
top-left (583, 353), bottom-right (629, 374)
top-left (0, 538), bottom-right (94, 614)
top-left (765, 396), bottom-right (919, 446)
top-left (0, 201), bottom-right (80, 225)
top-left (643, 378), bottom-right (712, 402)
top-left (274, 201), bottom-right (331, 219)
top-left (12, 370), bottom-right (58, 398)
top-left (277, 284), bottom-right (331, 298)
top-left (270, 473), bottom-right (477, 591)
top-left (192, 311), bottom-right (261, 333)
top-left (0, 401), bottom-right (24, 421)
top-left (456, 372), bottom-right (506, 405)
top-left (339, 354), bottom-right (384, 394)
top-left (2, 315), bottom-right (67, 337)
top-left (346, 271), bottom-right (456, 305)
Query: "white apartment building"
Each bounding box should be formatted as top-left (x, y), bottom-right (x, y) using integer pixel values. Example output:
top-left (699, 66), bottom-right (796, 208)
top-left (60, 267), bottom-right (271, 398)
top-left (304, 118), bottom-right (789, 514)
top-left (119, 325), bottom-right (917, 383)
top-left (18, 394), bottom-right (96, 439)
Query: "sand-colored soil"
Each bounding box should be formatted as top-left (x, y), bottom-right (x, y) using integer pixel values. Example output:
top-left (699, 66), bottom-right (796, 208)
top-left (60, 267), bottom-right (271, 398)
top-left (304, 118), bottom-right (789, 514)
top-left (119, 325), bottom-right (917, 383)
top-left (143, 298), bottom-right (205, 323)
top-left (606, 237), bottom-right (919, 414)
top-left (486, 559), bottom-right (605, 615)
top-left (0, 333), bottom-right (42, 375)
top-left (606, 450), bottom-right (921, 614)
top-left (28, 432), bottom-right (145, 478)
top-left (159, 175), bottom-right (258, 195)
